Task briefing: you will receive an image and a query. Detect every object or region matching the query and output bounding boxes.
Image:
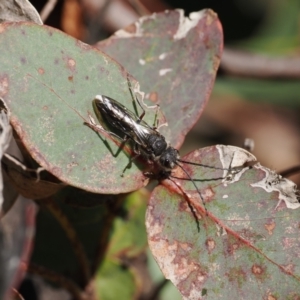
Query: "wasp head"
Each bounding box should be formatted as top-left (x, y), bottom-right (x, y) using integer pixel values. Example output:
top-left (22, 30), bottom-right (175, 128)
top-left (159, 147), bottom-right (180, 170)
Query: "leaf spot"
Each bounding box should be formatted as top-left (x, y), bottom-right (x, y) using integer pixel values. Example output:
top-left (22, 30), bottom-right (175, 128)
top-left (0, 75), bottom-right (9, 97)
top-left (159, 52), bottom-right (169, 60)
top-left (148, 92), bottom-right (158, 102)
top-left (264, 221), bottom-right (275, 235)
top-left (281, 263), bottom-right (294, 275)
top-left (267, 293), bottom-right (277, 300)
top-left (202, 187), bottom-right (214, 202)
top-left (67, 161), bottom-right (79, 170)
top-left (68, 58), bottom-right (76, 68)
top-left (282, 237), bottom-right (296, 250)
top-left (139, 59), bottom-right (146, 65)
top-left (205, 238), bottom-right (216, 253)
top-left (99, 66), bottom-right (109, 76)
top-left (251, 264), bottom-right (264, 275)
top-left (38, 68), bottom-right (45, 75)
top-left (0, 24), bottom-right (6, 34)
top-left (159, 68), bottom-right (172, 76)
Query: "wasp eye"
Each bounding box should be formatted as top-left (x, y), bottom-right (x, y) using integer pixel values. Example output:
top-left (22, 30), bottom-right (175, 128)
top-left (159, 147), bottom-right (179, 170)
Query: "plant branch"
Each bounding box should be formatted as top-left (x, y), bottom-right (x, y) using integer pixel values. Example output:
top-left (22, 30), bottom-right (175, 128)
top-left (41, 200), bottom-right (91, 283)
top-left (221, 48), bottom-right (300, 78)
top-left (40, 0), bottom-right (58, 22)
top-left (27, 263), bottom-right (84, 300)
top-left (279, 165), bottom-right (300, 178)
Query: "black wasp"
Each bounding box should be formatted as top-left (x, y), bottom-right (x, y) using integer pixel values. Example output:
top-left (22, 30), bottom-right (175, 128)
top-left (88, 91), bottom-right (232, 214)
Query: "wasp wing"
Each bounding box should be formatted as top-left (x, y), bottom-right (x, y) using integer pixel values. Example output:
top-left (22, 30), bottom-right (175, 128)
top-left (93, 96), bottom-right (160, 148)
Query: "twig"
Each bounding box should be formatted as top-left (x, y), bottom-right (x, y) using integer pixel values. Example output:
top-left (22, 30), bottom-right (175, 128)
top-left (279, 165), bottom-right (300, 178)
top-left (11, 288), bottom-right (25, 300)
top-left (28, 263), bottom-right (84, 300)
top-left (141, 279), bottom-right (168, 300)
top-left (127, 0), bottom-right (150, 16)
top-left (221, 48), bottom-right (300, 79)
top-left (42, 201), bottom-right (91, 283)
top-left (40, 0), bottom-right (58, 22)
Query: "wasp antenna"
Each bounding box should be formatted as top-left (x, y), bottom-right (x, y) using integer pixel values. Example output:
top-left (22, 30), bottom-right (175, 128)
top-left (178, 159), bottom-right (230, 171)
top-left (174, 162), bottom-right (207, 214)
top-left (167, 175), bottom-right (201, 232)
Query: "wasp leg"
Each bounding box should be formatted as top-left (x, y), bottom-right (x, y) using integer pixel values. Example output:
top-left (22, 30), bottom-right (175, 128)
top-left (127, 77), bottom-right (146, 121)
top-left (127, 76), bottom-right (160, 124)
top-left (131, 87), bottom-right (163, 129)
top-left (134, 92), bottom-right (161, 129)
top-left (86, 111), bottom-right (143, 174)
top-left (135, 93), bottom-right (164, 130)
top-left (121, 142), bottom-right (141, 177)
top-left (130, 81), bottom-right (169, 129)
top-left (128, 79), bottom-right (168, 129)
top-left (86, 112), bottom-right (132, 157)
top-left (127, 76), bottom-right (169, 129)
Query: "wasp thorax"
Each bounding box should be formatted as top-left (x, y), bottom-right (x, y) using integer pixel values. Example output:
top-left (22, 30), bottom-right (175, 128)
top-left (148, 134), bottom-right (167, 156)
top-left (159, 147), bottom-right (179, 170)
